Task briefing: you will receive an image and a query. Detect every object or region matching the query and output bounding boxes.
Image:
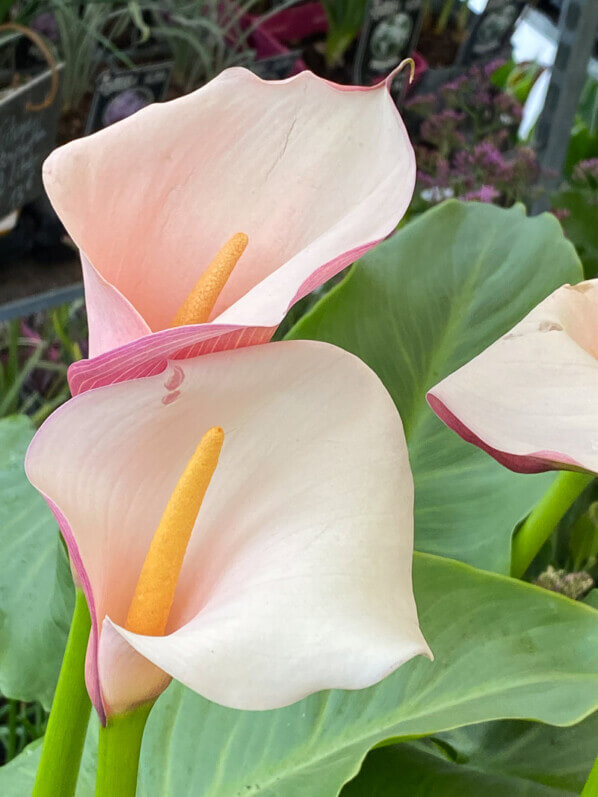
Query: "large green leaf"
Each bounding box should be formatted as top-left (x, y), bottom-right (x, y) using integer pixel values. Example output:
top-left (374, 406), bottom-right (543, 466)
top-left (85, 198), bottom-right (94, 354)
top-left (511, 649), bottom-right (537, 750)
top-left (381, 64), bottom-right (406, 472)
top-left (341, 742), bottom-right (574, 796)
top-left (343, 712), bottom-right (598, 795)
top-left (0, 416), bottom-right (73, 709)
top-left (4, 553), bottom-right (598, 796)
top-left (132, 553), bottom-right (598, 796)
top-left (287, 201), bottom-right (583, 573)
top-left (434, 713), bottom-right (598, 793)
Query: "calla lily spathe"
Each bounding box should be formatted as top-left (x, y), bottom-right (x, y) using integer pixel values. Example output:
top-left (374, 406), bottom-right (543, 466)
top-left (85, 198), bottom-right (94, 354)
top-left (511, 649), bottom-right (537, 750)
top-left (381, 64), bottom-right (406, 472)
top-left (26, 341), bottom-right (430, 723)
top-left (427, 280), bottom-right (598, 475)
top-left (42, 67), bottom-right (416, 396)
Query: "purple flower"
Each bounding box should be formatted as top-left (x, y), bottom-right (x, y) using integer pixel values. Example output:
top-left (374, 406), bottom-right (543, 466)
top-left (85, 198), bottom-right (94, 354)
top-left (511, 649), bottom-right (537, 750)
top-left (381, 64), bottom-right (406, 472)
top-left (572, 158), bottom-right (598, 186)
top-left (552, 208), bottom-right (571, 222)
top-left (404, 93), bottom-right (437, 117)
top-left (495, 93), bottom-right (524, 123)
top-left (442, 76), bottom-right (468, 93)
top-left (460, 185), bottom-right (501, 203)
top-left (484, 58), bottom-right (507, 78)
top-left (421, 110), bottom-right (466, 151)
top-left (30, 12), bottom-right (60, 43)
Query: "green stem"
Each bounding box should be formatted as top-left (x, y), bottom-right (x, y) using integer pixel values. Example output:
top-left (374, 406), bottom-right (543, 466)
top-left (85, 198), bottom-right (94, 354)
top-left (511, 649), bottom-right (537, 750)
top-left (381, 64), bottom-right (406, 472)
top-left (7, 699), bottom-right (17, 761)
top-left (95, 701), bottom-right (154, 797)
top-left (511, 471), bottom-right (594, 579)
top-left (582, 753), bottom-right (598, 795)
top-left (32, 590), bottom-right (92, 797)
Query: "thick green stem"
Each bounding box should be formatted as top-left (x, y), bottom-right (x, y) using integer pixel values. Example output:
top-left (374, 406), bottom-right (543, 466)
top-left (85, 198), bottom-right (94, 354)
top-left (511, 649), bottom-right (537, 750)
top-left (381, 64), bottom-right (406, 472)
top-left (95, 701), bottom-right (154, 797)
top-left (582, 753), bottom-right (598, 795)
top-left (511, 471), bottom-right (594, 578)
top-left (32, 590), bottom-right (92, 797)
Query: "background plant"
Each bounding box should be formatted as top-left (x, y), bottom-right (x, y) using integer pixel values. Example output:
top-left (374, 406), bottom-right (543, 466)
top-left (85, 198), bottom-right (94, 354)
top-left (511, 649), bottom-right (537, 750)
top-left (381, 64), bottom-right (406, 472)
top-left (20, 0), bottom-right (301, 115)
top-left (551, 77), bottom-right (598, 278)
top-left (404, 60), bottom-right (541, 211)
top-left (0, 301), bottom-right (86, 423)
top-left (320, 0), bottom-right (367, 67)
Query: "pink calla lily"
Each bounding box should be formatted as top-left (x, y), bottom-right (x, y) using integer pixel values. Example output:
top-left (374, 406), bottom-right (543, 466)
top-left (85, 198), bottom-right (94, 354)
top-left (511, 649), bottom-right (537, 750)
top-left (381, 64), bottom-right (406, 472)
top-left (42, 67), bottom-right (416, 396)
top-left (427, 280), bottom-right (598, 475)
top-left (26, 341), bottom-right (430, 722)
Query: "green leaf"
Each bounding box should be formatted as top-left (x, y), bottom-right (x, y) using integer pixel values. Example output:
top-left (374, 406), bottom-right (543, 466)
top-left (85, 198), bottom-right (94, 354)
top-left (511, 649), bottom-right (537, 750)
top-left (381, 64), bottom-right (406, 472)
top-left (0, 717), bottom-right (98, 796)
top-left (341, 741), bottom-right (575, 796)
top-left (0, 416), bottom-right (73, 709)
top-left (5, 554), bottom-right (598, 796)
top-left (432, 713), bottom-right (598, 794)
top-left (130, 553), bottom-right (598, 797)
top-left (286, 201), bottom-right (583, 573)
top-left (553, 189), bottom-right (598, 278)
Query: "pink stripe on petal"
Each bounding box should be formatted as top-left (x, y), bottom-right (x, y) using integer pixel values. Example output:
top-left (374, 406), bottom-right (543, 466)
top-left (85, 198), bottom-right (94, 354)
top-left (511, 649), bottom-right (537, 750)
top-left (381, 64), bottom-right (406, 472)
top-left (290, 241), bottom-right (378, 305)
top-left (68, 324), bottom-right (274, 395)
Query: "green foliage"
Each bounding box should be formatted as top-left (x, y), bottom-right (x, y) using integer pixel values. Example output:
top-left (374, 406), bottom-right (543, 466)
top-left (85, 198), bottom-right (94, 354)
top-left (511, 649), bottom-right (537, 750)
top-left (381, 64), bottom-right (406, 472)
top-left (35, 0), bottom-right (287, 111)
top-left (0, 0), bottom-right (14, 24)
top-left (0, 699), bottom-right (47, 766)
top-left (553, 188), bottom-right (598, 279)
top-left (433, 715), bottom-right (598, 794)
top-left (491, 58), bottom-right (544, 105)
top-left (134, 556), bottom-right (598, 796)
top-left (0, 717), bottom-right (98, 795)
top-left (564, 78), bottom-right (598, 177)
top-left (288, 201), bottom-right (582, 573)
top-left (0, 303), bottom-right (84, 422)
top-left (321, 0), bottom-right (367, 67)
top-left (49, 0), bottom-right (133, 112)
top-left (343, 719), bottom-right (598, 796)
top-left (0, 416), bottom-right (73, 710)
top-left (4, 555), bottom-right (598, 795)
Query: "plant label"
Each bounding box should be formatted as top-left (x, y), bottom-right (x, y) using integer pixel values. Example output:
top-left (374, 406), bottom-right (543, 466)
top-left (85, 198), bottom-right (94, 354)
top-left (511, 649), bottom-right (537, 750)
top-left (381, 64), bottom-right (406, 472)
top-left (85, 62), bottom-right (173, 135)
top-left (0, 66), bottom-right (63, 218)
top-left (354, 0), bottom-right (424, 100)
top-left (459, 0), bottom-right (527, 64)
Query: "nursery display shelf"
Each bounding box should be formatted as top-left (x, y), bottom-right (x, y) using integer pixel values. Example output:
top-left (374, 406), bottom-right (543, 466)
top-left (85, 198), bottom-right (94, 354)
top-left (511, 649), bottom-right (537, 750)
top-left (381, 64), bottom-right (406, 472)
top-left (0, 254), bottom-right (83, 322)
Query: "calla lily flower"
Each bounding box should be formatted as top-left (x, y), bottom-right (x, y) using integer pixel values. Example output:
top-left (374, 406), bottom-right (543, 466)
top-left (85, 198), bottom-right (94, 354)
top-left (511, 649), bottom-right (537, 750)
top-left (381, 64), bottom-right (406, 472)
top-left (26, 341), bottom-right (430, 722)
top-left (42, 67), bottom-right (415, 396)
top-left (427, 280), bottom-right (598, 475)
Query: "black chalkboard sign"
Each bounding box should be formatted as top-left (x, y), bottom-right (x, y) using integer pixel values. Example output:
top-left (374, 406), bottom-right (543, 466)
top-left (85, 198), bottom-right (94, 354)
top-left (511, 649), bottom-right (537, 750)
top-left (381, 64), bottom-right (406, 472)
top-left (85, 62), bottom-right (172, 135)
top-left (250, 51), bottom-right (301, 80)
top-left (0, 65), bottom-right (63, 219)
top-left (458, 0), bottom-right (526, 64)
top-left (354, 0), bottom-right (424, 96)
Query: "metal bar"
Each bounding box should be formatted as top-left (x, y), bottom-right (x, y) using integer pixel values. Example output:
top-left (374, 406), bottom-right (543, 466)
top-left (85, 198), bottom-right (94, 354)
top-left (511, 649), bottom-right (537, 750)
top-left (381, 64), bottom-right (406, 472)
top-left (0, 282), bottom-right (83, 322)
top-left (533, 0), bottom-right (598, 212)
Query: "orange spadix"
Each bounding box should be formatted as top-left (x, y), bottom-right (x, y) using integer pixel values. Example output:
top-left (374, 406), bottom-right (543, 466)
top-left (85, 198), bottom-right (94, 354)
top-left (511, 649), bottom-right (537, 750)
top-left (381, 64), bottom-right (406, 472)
top-left (171, 233), bottom-right (248, 326)
top-left (125, 426), bottom-right (224, 636)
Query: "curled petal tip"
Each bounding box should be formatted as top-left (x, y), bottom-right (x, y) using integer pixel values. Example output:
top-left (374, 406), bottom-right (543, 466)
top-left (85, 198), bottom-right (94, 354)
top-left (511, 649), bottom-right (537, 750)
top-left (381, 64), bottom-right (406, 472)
top-left (388, 58), bottom-right (415, 86)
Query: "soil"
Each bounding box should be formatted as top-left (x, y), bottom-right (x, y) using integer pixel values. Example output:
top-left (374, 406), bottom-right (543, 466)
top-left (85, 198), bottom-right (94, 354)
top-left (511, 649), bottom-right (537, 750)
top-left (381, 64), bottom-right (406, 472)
top-left (57, 93), bottom-right (93, 146)
top-left (417, 25), bottom-right (464, 68)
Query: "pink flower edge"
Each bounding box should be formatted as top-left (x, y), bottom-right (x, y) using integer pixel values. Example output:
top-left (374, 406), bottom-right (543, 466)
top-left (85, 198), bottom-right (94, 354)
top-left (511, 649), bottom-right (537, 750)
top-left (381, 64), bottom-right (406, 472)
top-left (427, 392), bottom-right (584, 474)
